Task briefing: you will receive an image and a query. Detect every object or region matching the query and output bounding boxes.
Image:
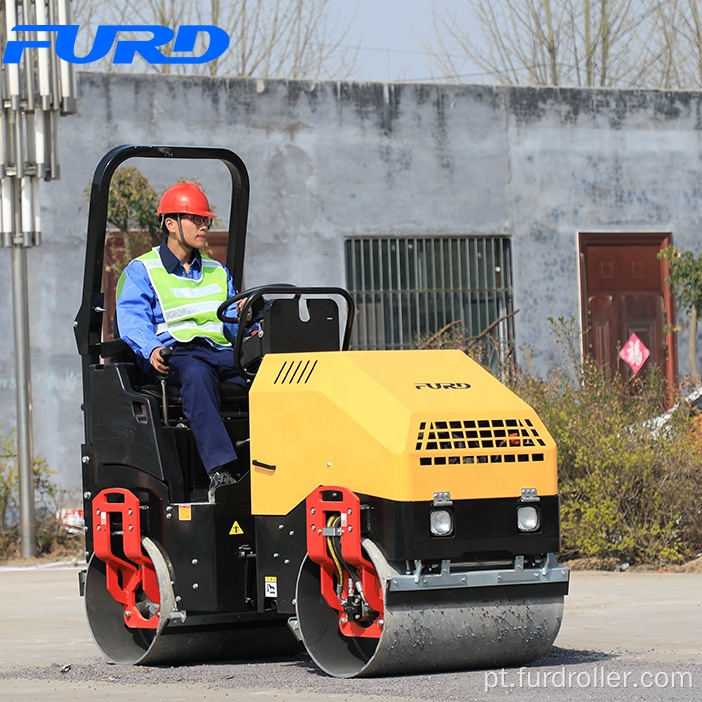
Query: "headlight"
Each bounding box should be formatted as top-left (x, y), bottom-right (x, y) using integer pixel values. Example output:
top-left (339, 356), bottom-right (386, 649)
top-left (517, 505), bottom-right (540, 532)
top-left (430, 508), bottom-right (453, 536)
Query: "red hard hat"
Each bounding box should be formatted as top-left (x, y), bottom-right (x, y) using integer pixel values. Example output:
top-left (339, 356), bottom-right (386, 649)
top-left (157, 183), bottom-right (216, 218)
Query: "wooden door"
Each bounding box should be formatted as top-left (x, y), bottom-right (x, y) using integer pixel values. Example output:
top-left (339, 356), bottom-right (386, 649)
top-left (579, 233), bottom-right (676, 387)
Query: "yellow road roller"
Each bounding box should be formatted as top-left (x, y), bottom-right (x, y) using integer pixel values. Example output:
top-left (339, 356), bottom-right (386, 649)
top-left (75, 145), bottom-right (569, 678)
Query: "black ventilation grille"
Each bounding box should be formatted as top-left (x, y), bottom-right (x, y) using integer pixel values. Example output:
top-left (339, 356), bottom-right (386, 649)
top-left (416, 418), bottom-right (547, 466)
top-left (273, 359), bottom-right (318, 385)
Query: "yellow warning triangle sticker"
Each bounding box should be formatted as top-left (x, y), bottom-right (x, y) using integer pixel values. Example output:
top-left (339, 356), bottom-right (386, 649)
top-left (229, 521), bottom-right (244, 535)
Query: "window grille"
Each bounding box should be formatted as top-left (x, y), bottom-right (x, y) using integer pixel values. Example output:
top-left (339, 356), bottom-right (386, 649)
top-left (344, 236), bottom-right (515, 365)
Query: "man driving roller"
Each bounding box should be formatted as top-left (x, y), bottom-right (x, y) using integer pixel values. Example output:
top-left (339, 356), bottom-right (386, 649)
top-left (116, 182), bottom-right (250, 501)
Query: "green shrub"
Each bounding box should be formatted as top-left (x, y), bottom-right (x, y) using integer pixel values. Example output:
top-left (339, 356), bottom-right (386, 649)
top-left (0, 427), bottom-right (81, 560)
top-left (510, 318), bottom-right (702, 564)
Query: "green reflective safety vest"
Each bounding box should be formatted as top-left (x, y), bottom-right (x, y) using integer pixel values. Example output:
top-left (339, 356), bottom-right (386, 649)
top-left (134, 248), bottom-right (231, 347)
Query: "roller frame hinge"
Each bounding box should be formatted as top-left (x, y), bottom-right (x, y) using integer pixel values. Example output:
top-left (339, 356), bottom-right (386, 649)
top-left (92, 488), bottom-right (160, 629)
top-left (306, 486), bottom-right (384, 639)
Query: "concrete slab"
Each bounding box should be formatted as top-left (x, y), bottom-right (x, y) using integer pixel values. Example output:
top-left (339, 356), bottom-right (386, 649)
top-left (557, 570), bottom-right (702, 663)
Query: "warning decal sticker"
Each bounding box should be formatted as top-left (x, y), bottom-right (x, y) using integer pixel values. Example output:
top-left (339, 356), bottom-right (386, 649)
top-left (229, 520), bottom-right (244, 535)
top-left (264, 576), bottom-right (278, 597)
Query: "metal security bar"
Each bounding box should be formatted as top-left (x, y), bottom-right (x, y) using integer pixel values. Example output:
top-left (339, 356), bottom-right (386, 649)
top-left (345, 236), bottom-right (515, 359)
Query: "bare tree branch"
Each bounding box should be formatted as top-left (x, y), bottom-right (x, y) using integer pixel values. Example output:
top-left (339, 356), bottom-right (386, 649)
top-left (428, 0), bottom-right (689, 89)
top-left (418, 309), bottom-right (520, 349)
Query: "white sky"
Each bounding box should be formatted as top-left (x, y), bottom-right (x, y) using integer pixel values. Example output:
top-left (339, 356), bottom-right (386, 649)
top-left (336, 0), bottom-right (444, 82)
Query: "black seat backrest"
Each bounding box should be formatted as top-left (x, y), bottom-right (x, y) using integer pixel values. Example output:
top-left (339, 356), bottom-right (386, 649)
top-left (261, 297), bottom-right (341, 354)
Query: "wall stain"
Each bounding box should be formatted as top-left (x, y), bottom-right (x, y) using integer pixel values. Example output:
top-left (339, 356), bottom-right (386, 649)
top-left (506, 85), bottom-right (702, 130)
top-left (432, 88), bottom-right (454, 174)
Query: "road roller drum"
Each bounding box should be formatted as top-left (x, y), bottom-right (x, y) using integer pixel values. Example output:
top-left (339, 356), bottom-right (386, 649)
top-left (295, 541), bottom-right (565, 678)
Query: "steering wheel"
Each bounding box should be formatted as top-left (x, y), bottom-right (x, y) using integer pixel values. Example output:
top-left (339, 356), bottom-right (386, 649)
top-left (217, 284), bottom-right (355, 380)
top-left (216, 288), bottom-right (269, 380)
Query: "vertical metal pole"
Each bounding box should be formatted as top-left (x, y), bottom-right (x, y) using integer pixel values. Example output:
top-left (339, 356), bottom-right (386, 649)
top-left (11, 230), bottom-right (35, 558)
top-left (2, 1), bottom-right (76, 557)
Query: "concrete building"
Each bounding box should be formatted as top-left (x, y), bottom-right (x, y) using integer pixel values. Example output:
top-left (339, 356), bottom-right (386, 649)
top-left (1, 72), bottom-right (701, 490)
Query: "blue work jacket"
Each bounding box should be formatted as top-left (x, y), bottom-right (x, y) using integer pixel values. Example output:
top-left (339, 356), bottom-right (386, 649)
top-left (116, 241), bottom-right (242, 371)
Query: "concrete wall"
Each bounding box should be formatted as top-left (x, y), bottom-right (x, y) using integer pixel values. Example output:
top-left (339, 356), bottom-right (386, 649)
top-left (1, 72), bottom-right (701, 489)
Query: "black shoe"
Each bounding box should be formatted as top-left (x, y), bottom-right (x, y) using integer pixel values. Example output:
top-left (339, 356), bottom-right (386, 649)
top-left (208, 468), bottom-right (236, 502)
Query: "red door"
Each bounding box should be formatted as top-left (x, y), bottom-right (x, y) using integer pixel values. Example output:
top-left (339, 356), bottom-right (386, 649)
top-left (579, 233), bottom-right (676, 387)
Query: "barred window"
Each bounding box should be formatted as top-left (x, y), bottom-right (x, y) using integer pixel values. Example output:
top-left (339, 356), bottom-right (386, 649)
top-left (345, 236), bottom-right (515, 365)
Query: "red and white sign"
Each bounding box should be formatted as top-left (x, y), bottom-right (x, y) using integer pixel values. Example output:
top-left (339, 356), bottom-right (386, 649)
top-left (56, 508), bottom-right (85, 534)
top-left (619, 333), bottom-right (650, 374)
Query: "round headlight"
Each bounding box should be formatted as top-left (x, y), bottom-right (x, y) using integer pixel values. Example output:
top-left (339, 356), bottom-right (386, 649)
top-left (517, 505), bottom-right (540, 532)
top-left (430, 509), bottom-right (453, 536)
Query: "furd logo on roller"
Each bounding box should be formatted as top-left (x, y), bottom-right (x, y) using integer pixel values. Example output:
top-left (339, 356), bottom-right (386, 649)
top-left (414, 382), bottom-right (472, 390)
top-left (2, 25), bottom-right (230, 65)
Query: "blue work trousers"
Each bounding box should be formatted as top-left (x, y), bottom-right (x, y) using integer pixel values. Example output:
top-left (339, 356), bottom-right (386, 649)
top-left (162, 341), bottom-right (245, 473)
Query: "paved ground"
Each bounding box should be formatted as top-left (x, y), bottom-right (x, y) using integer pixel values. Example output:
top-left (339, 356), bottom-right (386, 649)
top-left (1, 564), bottom-right (701, 701)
